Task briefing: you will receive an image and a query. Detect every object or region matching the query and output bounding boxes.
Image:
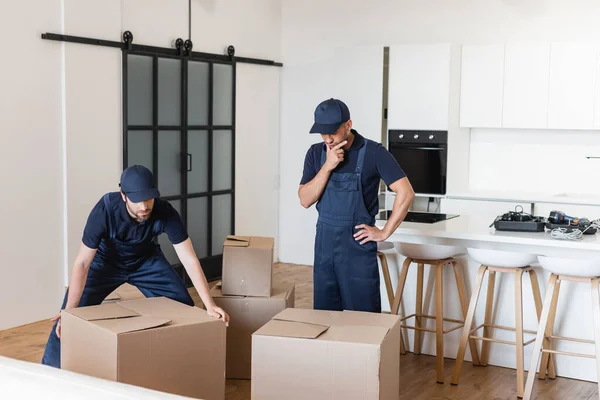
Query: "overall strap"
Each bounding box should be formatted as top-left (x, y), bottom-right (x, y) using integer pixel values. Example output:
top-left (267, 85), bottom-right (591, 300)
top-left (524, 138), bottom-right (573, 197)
top-left (103, 193), bottom-right (116, 240)
top-left (355, 140), bottom-right (368, 173)
top-left (320, 143), bottom-right (327, 168)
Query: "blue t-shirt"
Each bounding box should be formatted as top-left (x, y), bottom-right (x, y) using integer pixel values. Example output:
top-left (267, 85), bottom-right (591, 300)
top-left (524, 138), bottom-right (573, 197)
top-left (82, 192), bottom-right (188, 264)
top-left (300, 130), bottom-right (407, 216)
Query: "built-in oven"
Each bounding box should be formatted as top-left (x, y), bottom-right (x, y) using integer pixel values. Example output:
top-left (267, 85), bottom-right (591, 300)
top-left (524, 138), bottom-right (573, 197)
top-left (388, 130), bottom-right (448, 196)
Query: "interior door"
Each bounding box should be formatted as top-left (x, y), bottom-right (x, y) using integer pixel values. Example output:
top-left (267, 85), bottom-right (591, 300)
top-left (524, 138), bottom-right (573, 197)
top-left (123, 50), bottom-right (236, 283)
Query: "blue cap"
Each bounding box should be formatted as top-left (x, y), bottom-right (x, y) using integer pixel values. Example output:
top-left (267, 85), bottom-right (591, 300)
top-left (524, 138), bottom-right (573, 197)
top-left (309, 98), bottom-right (351, 134)
top-left (119, 165), bottom-right (160, 202)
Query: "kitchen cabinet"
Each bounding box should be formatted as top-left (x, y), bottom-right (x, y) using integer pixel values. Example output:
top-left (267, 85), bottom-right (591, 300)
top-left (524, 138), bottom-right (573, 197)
top-left (387, 44), bottom-right (451, 130)
top-left (459, 45), bottom-right (505, 128)
top-left (547, 43), bottom-right (598, 130)
top-left (502, 43), bottom-right (550, 129)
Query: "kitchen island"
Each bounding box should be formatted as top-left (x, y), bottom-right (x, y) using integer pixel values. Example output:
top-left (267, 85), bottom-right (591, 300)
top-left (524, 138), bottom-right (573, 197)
top-left (377, 212), bottom-right (600, 383)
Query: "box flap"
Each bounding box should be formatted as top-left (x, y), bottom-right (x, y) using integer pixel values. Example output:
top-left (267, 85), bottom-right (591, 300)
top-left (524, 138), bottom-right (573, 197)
top-left (118, 297), bottom-right (215, 324)
top-left (65, 303), bottom-right (140, 321)
top-left (249, 236), bottom-right (274, 250)
top-left (224, 235), bottom-right (251, 247)
top-left (271, 307), bottom-right (337, 327)
top-left (254, 319), bottom-right (329, 339)
top-left (94, 316), bottom-right (171, 334)
top-left (319, 325), bottom-right (390, 345)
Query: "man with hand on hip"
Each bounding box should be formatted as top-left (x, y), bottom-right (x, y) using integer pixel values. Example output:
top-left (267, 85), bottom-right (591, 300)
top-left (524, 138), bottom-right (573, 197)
top-left (41, 165), bottom-right (229, 368)
top-left (298, 98), bottom-right (415, 313)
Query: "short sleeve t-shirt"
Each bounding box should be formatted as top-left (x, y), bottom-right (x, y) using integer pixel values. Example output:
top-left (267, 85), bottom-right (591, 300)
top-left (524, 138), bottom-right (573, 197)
top-left (82, 192), bottom-right (188, 265)
top-left (300, 130), bottom-right (406, 216)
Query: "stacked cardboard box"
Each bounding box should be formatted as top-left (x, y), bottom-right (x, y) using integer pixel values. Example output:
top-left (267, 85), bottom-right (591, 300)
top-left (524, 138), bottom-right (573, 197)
top-left (211, 235), bottom-right (295, 379)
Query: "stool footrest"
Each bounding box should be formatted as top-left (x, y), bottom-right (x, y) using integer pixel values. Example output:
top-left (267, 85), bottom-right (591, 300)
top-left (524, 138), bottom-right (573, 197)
top-left (401, 313), bottom-right (465, 335)
top-left (468, 323), bottom-right (537, 347)
top-left (401, 313), bottom-right (464, 325)
top-left (549, 334), bottom-right (595, 345)
top-left (542, 349), bottom-right (596, 359)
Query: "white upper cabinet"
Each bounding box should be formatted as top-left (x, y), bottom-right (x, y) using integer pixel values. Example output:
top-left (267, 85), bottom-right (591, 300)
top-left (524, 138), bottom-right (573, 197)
top-left (502, 43), bottom-right (550, 129)
top-left (459, 45), bottom-right (505, 128)
top-left (387, 44), bottom-right (451, 130)
top-left (548, 43), bottom-right (599, 130)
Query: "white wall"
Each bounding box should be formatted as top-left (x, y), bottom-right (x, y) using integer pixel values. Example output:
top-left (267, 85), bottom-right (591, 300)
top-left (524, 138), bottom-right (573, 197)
top-left (63, 0), bottom-right (123, 282)
top-left (2, 0), bottom-right (282, 330)
top-left (0, 0), bottom-right (64, 330)
top-left (279, 0), bottom-right (600, 266)
top-left (235, 63), bottom-right (281, 260)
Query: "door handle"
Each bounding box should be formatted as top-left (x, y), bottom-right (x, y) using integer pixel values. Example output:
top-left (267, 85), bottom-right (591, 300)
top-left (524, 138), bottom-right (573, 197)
top-left (187, 153), bottom-right (192, 171)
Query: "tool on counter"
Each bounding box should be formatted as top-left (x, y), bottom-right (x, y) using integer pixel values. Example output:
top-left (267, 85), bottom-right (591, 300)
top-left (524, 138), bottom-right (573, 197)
top-left (490, 205), bottom-right (547, 232)
top-left (546, 210), bottom-right (598, 239)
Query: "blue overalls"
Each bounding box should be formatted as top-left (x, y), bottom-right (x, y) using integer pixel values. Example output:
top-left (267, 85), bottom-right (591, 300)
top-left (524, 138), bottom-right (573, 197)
top-left (41, 194), bottom-right (194, 368)
top-left (313, 139), bottom-right (381, 313)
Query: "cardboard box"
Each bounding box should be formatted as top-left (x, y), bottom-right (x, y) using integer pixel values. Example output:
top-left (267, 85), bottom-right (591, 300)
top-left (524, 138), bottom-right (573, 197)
top-left (221, 236), bottom-right (274, 297)
top-left (251, 308), bottom-right (400, 400)
top-left (61, 297), bottom-right (226, 400)
top-left (210, 282), bottom-right (295, 379)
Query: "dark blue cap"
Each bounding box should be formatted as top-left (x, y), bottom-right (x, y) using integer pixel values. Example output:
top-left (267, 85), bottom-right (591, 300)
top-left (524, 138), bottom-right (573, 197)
top-left (309, 98), bottom-right (351, 134)
top-left (119, 165), bottom-right (160, 202)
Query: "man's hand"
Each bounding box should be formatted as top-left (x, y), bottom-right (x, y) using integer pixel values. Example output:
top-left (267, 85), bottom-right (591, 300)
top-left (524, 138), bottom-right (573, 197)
top-left (354, 224), bottom-right (388, 245)
top-left (51, 313), bottom-right (62, 338)
top-left (206, 304), bottom-right (230, 327)
top-left (324, 141), bottom-right (348, 172)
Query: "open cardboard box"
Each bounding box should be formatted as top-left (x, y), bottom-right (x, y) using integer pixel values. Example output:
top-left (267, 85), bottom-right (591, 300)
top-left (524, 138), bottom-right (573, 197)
top-left (61, 297), bottom-right (225, 400)
top-left (251, 308), bottom-right (401, 400)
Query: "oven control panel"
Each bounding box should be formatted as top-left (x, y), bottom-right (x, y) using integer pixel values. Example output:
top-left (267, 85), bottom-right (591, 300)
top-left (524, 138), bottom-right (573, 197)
top-left (388, 130), bottom-right (448, 145)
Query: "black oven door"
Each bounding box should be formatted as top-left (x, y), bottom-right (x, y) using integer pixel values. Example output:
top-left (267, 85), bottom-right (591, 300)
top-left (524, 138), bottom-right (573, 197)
top-left (388, 143), bottom-right (447, 195)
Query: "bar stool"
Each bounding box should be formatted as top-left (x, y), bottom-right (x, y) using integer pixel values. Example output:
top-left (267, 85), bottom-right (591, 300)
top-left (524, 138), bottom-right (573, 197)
top-left (377, 242), bottom-right (398, 313)
top-left (392, 243), bottom-right (480, 384)
top-left (524, 256), bottom-right (600, 400)
top-left (451, 248), bottom-right (555, 398)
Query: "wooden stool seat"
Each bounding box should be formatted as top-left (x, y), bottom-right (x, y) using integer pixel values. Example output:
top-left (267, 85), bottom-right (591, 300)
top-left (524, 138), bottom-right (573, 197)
top-left (392, 255), bottom-right (480, 384)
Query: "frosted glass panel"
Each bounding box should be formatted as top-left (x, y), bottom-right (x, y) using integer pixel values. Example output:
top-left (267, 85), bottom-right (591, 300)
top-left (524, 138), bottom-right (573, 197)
top-left (127, 55), bottom-right (152, 125)
top-left (212, 130), bottom-right (232, 191)
top-left (158, 58), bottom-right (181, 125)
top-left (188, 61), bottom-right (209, 125)
top-left (187, 197), bottom-right (208, 258)
top-left (158, 131), bottom-right (181, 197)
top-left (127, 131), bottom-right (153, 172)
top-left (212, 194), bottom-right (232, 255)
top-left (213, 63), bottom-right (233, 126)
top-left (158, 200), bottom-right (182, 265)
top-left (188, 130), bottom-right (208, 193)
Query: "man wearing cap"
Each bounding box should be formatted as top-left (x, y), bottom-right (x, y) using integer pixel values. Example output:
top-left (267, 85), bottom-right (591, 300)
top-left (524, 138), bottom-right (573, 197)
top-left (41, 165), bottom-right (229, 368)
top-left (298, 98), bottom-right (415, 313)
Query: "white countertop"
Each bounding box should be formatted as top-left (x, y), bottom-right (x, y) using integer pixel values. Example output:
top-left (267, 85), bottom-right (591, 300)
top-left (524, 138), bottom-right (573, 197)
top-left (445, 190), bottom-right (600, 206)
top-left (376, 214), bottom-right (600, 259)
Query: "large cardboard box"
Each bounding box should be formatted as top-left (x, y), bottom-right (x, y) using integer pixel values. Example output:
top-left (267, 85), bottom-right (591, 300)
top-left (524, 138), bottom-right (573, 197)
top-left (210, 282), bottom-right (295, 379)
top-left (221, 236), bottom-right (274, 297)
top-left (61, 297), bottom-right (226, 400)
top-left (251, 308), bottom-right (400, 400)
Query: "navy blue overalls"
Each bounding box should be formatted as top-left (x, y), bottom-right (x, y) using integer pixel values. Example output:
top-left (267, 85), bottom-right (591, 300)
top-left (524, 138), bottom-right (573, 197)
top-left (313, 139), bottom-right (381, 313)
top-left (41, 194), bottom-right (194, 368)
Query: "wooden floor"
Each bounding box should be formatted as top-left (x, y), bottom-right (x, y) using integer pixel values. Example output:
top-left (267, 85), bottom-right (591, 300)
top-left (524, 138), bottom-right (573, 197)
top-left (1, 263), bottom-right (598, 399)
